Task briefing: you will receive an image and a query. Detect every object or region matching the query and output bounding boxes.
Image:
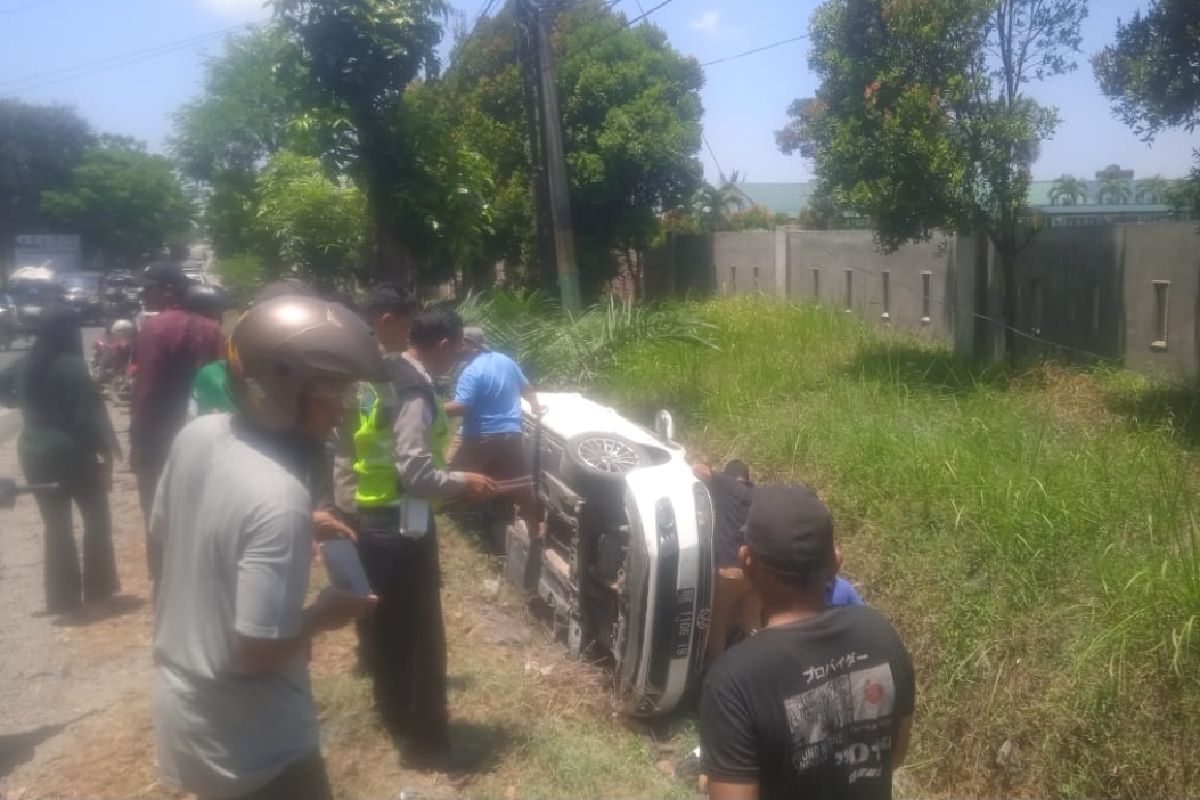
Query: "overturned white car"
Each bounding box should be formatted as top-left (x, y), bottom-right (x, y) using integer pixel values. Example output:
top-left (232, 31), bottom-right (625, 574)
top-left (503, 392), bottom-right (715, 717)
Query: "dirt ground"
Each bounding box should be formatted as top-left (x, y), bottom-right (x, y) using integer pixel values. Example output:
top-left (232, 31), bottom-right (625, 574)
top-left (0, 409), bottom-right (693, 800)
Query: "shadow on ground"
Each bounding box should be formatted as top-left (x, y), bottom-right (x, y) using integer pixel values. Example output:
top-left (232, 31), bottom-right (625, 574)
top-left (51, 594), bottom-right (146, 628)
top-left (1105, 382), bottom-right (1200, 449)
top-left (847, 343), bottom-right (1010, 396)
top-left (0, 712), bottom-right (95, 779)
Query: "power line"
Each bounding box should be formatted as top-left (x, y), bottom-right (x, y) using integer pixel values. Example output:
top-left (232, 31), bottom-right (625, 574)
top-left (0, 25), bottom-right (248, 97)
top-left (700, 33), bottom-right (806, 67)
top-left (701, 134), bottom-right (725, 182)
top-left (0, 0), bottom-right (67, 15)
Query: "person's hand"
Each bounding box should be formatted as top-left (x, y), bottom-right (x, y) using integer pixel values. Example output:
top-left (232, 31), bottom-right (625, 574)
top-left (313, 509), bottom-right (357, 542)
top-left (691, 460), bottom-right (713, 483)
top-left (310, 588), bottom-right (377, 632)
top-left (98, 459), bottom-right (113, 492)
top-left (462, 472), bottom-right (498, 501)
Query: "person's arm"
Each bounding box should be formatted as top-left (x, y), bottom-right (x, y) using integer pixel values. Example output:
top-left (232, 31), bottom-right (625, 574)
top-left (700, 667), bottom-right (761, 800)
top-left (0, 355), bottom-right (22, 407)
top-left (233, 505), bottom-right (373, 674)
top-left (521, 383), bottom-right (544, 416)
top-left (67, 357), bottom-right (122, 470)
top-left (445, 364), bottom-right (477, 420)
top-left (393, 391), bottom-right (495, 499)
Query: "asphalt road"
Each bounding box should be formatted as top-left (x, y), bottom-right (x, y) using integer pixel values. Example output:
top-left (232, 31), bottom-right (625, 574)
top-left (0, 326), bottom-right (103, 443)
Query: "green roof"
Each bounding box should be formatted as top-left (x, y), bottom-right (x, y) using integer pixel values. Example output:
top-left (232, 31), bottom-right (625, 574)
top-left (734, 179), bottom-right (1178, 217)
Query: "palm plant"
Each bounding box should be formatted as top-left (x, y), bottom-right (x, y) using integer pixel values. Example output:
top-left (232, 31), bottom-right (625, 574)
top-left (1048, 174), bottom-right (1089, 205)
top-left (457, 290), bottom-right (716, 388)
top-left (1136, 175), bottom-right (1172, 204)
top-left (1097, 178), bottom-right (1133, 205)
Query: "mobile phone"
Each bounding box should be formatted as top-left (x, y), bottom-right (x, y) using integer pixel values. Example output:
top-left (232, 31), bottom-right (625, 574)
top-left (319, 538), bottom-right (372, 596)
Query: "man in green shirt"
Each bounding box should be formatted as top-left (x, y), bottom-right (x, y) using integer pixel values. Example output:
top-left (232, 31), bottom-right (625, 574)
top-left (189, 359), bottom-right (234, 417)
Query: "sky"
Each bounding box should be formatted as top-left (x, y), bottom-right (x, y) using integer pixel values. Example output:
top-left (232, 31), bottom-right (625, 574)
top-left (0, 0), bottom-right (1195, 185)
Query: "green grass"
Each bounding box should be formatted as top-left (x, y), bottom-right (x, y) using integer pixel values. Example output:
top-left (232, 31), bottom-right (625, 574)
top-left (593, 297), bottom-right (1200, 798)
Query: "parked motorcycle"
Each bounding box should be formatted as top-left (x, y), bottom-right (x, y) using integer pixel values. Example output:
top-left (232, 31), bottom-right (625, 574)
top-left (91, 319), bottom-right (136, 401)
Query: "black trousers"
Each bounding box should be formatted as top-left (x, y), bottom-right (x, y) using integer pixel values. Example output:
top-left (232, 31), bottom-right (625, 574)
top-left (27, 464), bottom-right (119, 614)
top-left (356, 510), bottom-right (450, 751)
top-left (135, 451), bottom-right (167, 587)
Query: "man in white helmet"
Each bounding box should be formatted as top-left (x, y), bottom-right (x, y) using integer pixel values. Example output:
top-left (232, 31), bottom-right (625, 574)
top-left (150, 296), bottom-right (384, 800)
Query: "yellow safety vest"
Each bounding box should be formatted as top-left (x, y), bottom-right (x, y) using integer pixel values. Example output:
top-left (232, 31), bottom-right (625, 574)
top-left (353, 381), bottom-right (451, 509)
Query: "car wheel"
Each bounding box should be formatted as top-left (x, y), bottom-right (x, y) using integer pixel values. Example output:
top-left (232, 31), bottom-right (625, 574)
top-left (561, 432), bottom-right (650, 489)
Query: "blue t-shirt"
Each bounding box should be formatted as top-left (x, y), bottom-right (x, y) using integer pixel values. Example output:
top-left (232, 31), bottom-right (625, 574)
top-left (454, 351), bottom-right (529, 436)
top-left (826, 576), bottom-right (865, 607)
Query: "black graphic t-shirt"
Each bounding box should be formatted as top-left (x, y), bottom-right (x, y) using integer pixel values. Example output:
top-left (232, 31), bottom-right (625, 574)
top-left (700, 605), bottom-right (915, 800)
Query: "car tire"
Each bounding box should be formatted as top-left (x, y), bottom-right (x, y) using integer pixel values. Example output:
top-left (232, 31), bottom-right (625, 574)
top-left (560, 432), bottom-right (651, 491)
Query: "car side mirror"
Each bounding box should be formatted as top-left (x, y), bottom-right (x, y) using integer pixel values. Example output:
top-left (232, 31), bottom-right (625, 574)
top-left (654, 409), bottom-right (676, 443)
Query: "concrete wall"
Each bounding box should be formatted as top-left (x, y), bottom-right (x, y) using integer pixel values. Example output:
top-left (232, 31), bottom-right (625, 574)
top-left (643, 222), bottom-right (1200, 379)
top-left (785, 230), bottom-right (957, 341)
top-left (1121, 224), bottom-right (1200, 378)
top-left (714, 231), bottom-right (776, 295)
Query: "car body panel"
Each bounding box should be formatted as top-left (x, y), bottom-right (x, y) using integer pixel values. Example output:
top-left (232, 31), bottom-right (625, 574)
top-left (510, 391), bottom-right (714, 717)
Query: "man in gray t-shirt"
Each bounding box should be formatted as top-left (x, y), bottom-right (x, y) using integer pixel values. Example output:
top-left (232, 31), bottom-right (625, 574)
top-left (150, 296), bottom-right (383, 800)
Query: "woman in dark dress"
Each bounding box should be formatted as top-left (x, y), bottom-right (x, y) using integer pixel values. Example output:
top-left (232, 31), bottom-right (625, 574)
top-left (4, 308), bottom-right (120, 614)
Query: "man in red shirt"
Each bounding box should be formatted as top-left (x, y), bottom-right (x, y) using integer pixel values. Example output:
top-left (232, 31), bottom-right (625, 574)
top-left (129, 265), bottom-right (224, 585)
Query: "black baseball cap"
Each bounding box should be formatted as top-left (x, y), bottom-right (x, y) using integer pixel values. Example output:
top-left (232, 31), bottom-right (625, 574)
top-left (745, 484), bottom-right (835, 582)
top-left (140, 264), bottom-right (192, 289)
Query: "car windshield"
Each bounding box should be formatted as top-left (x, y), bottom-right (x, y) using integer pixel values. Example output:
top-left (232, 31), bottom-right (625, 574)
top-left (60, 274), bottom-right (100, 292)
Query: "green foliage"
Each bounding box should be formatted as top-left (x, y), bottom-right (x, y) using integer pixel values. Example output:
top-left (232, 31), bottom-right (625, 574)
top-left (599, 297), bottom-right (1200, 796)
top-left (254, 152), bottom-right (367, 289)
top-left (275, 0), bottom-right (450, 282)
top-left (41, 136), bottom-right (192, 268)
top-left (171, 28), bottom-right (340, 260)
top-left (442, 0), bottom-right (704, 293)
top-left (457, 289), bottom-right (714, 387)
top-left (781, 0), bottom-right (1085, 359)
top-left (1096, 177), bottom-right (1133, 205)
top-left (1049, 174), bottom-right (1088, 205)
top-left (1092, 0), bottom-right (1200, 140)
top-left (214, 253), bottom-right (268, 302)
top-left (1135, 175), bottom-right (1173, 205)
top-left (0, 100), bottom-right (92, 269)
top-left (723, 204), bottom-right (790, 231)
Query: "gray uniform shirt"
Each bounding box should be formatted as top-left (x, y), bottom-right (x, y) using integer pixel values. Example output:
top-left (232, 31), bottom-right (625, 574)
top-left (151, 414), bottom-right (318, 799)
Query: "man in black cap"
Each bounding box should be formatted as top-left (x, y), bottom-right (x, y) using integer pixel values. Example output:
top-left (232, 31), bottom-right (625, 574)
top-left (129, 264), bottom-right (223, 586)
top-left (700, 484), bottom-right (914, 800)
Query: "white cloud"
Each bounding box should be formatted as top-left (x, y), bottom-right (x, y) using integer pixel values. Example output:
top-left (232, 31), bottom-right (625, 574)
top-left (691, 10), bottom-right (721, 32)
top-left (199, 0), bottom-right (271, 20)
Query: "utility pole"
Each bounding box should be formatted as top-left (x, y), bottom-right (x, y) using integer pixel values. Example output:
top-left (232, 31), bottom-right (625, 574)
top-left (522, 0), bottom-right (581, 316)
top-left (516, 5), bottom-right (557, 290)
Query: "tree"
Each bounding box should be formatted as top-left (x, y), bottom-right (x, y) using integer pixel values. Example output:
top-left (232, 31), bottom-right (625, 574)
top-left (274, 0), bottom-right (449, 285)
top-left (1049, 174), bottom-right (1088, 205)
top-left (1092, 0), bottom-right (1199, 140)
top-left (171, 29), bottom-right (315, 260)
top-left (1097, 177), bottom-right (1132, 205)
top-left (1093, 0), bottom-right (1199, 220)
top-left (441, 0), bottom-right (704, 295)
top-left (779, 0), bottom-right (1087, 361)
top-left (41, 136), bottom-right (192, 269)
top-left (254, 151), bottom-right (368, 289)
top-left (0, 100), bottom-right (92, 275)
top-left (1136, 175), bottom-right (1172, 204)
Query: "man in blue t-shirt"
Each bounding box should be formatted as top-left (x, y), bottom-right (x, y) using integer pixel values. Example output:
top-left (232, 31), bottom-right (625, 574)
top-left (446, 328), bottom-right (542, 534)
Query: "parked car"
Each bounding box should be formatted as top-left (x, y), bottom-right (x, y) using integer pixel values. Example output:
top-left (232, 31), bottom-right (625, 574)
top-left (502, 392), bottom-right (714, 717)
top-left (60, 271), bottom-right (105, 324)
top-left (9, 277), bottom-right (62, 337)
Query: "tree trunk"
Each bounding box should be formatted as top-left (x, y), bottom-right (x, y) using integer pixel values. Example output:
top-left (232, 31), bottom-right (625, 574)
top-left (997, 245), bottom-right (1019, 368)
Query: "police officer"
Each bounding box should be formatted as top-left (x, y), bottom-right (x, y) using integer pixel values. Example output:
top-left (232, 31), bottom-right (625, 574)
top-left (349, 288), bottom-right (495, 768)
